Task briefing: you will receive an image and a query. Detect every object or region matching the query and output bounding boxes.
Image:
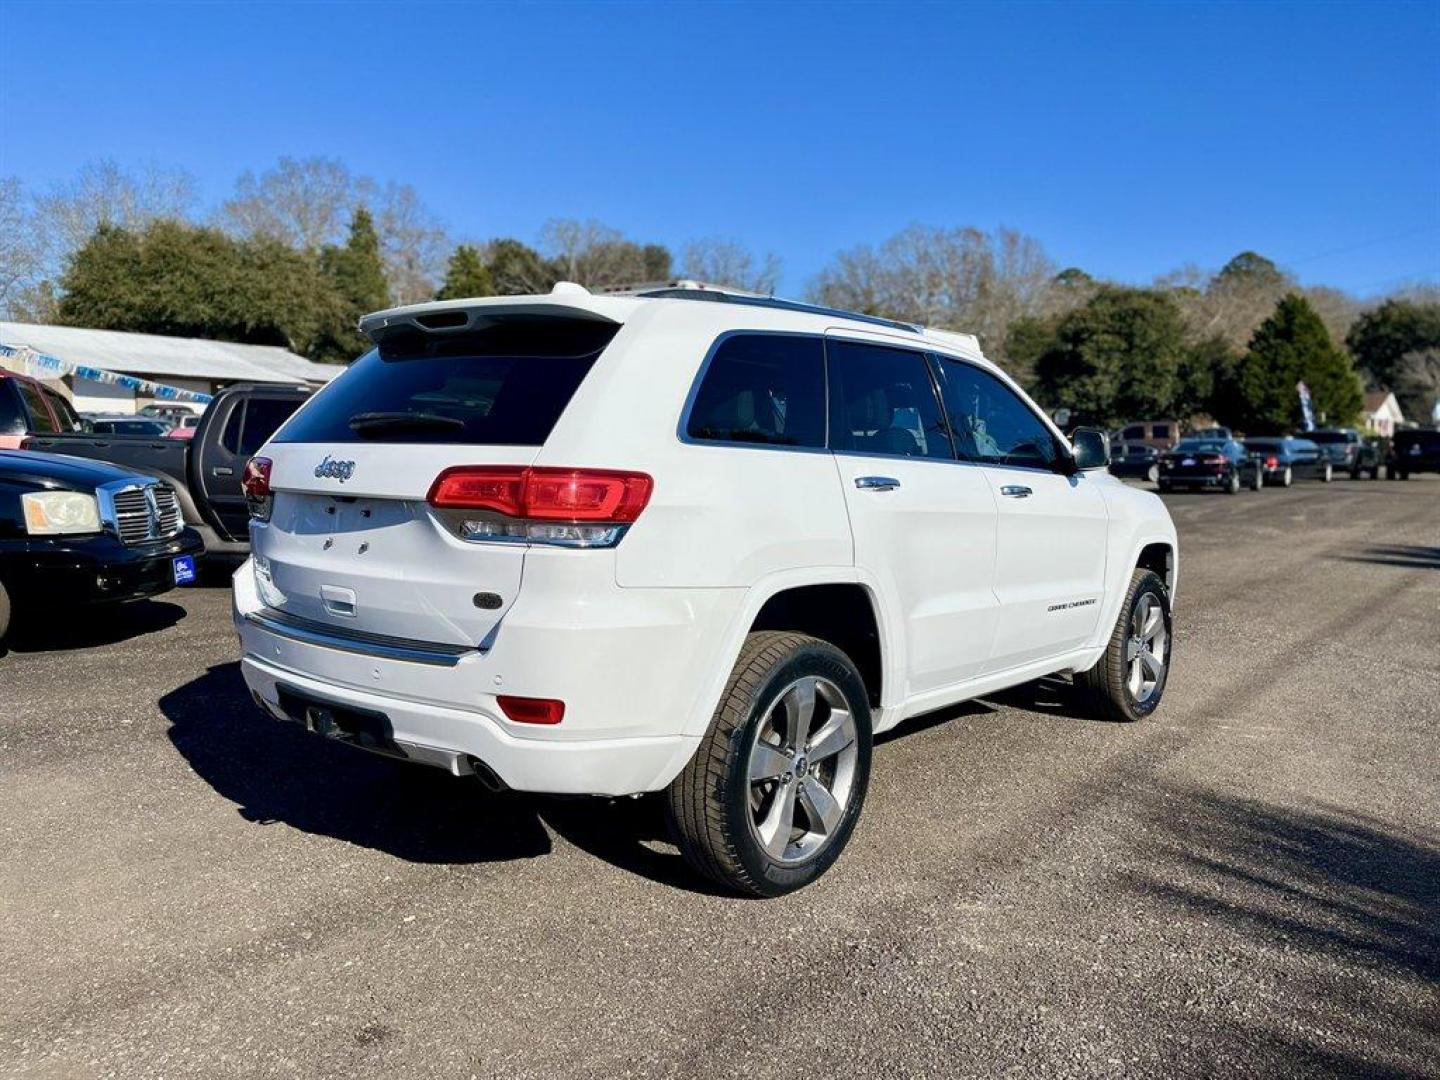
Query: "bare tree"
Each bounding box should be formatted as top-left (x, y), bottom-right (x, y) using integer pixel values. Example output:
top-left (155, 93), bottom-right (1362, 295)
top-left (681, 237), bottom-right (781, 294)
top-left (1394, 347), bottom-right (1440, 422)
top-left (807, 224), bottom-right (1056, 355)
top-left (0, 177), bottom-right (45, 318)
top-left (217, 156), bottom-right (358, 251)
top-left (539, 218), bottom-right (659, 289)
top-left (1157, 256), bottom-right (1358, 350)
top-left (375, 182), bottom-right (450, 305)
top-left (32, 159), bottom-right (196, 266)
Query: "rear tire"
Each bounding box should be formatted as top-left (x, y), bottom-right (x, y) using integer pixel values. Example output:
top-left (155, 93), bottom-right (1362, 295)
top-left (1075, 569), bottom-right (1172, 723)
top-left (1281, 466), bottom-right (1293, 488)
top-left (666, 631), bottom-right (873, 897)
top-left (1146, 464), bottom-right (1160, 484)
top-left (1321, 463), bottom-right (1333, 483)
top-left (0, 579), bottom-right (10, 644)
top-left (1226, 471), bottom-right (1241, 495)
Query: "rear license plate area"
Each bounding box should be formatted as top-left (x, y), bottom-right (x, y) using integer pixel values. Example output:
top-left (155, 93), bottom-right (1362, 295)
top-left (276, 685), bottom-right (402, 757)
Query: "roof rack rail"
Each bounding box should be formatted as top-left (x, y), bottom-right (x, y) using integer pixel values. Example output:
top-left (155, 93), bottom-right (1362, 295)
top-left (605, 281), bottom-right (920, 334)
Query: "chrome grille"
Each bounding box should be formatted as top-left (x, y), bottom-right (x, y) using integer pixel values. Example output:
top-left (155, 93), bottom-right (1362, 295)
top-left (153, 486), bottom-right (181, 537)
top-left (111, 487), bottom-right (153, 544)
top-left (101, 481), bottom-right (186, 545)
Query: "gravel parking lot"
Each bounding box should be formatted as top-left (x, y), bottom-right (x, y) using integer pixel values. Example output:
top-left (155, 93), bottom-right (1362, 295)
top-left (2, 479), bottom-right (1437, 1080)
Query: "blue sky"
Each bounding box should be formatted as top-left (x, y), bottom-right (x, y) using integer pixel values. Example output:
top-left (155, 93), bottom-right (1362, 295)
top-left (1, 0), bottom-right (1436, 297)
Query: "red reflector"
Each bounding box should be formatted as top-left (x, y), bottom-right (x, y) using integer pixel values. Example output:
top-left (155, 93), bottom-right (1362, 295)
top-left (497, 695), bottom-right (565, 725)
top-left (427, 466), bottom-right (652, 523)
top-left (242, 456), bottom-right (272, 498)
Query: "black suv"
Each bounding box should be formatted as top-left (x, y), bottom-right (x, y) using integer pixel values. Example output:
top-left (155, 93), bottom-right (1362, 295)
top-left (1388, 429), bottom-right (1440, 479)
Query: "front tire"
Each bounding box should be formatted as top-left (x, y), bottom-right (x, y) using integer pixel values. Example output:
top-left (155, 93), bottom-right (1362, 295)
top-left (1146, 464), bottom-right (1160, 484)
top-left (666, 632), bottom-right (873, 897)
top-left (1321, 463), bottom-right (1333, 483)
top-left (1075, 569), bottom-right (1172, 723)
top-left (0, 578), bottom-right (10, 644)
top-left (1226, 470), bottom-right (1241, 495)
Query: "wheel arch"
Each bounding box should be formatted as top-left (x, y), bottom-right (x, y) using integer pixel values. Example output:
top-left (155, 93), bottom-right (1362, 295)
top-left (683, 567), bottom-right (901, 742)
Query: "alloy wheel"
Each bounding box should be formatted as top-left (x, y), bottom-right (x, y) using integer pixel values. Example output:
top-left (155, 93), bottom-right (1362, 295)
top-left (1123, 593), bottom-right (1168, 705)
top-left (745, 676), bottom-right (860, 865)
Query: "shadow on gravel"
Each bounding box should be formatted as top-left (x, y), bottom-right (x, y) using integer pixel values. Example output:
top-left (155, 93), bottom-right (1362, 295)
top-left (983, 675), bottom-right (1102, 723)
top-left (0, 598), bottom-right (185, 655)
top-left (1338, 544), bottom-right (1440, 570)
top-left (162, 662), bottom-right (553, 865)
top-left (1131, 790), bottom-right (1440, 1076)
top-left (160, 661), bottom-right (728, 892)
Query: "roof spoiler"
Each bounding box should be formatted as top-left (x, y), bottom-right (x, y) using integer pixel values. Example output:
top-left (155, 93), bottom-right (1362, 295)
top-left (358, 283), bottom-right (636, 344)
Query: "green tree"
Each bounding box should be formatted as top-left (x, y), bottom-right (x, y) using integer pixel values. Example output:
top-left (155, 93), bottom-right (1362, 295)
top-left (1031, 287), bottom-right (1190, 428)
top-left (436, 244), bottom-right (494, 300)
top-left (485, 238), bottom-right (555, 295)
top-left (1344, 298), bottom-right (1440, 390)
top-left (56, 220), bottom-right (343, 355)
top-left (1213, 251), bottom-right (1285, 290)
top-left (1234, 294), bottom-right (1363, 433)
top-left (1187, 334), bottom-right (1243, 425)
top-left (313, 207), bottom-right (389, 363)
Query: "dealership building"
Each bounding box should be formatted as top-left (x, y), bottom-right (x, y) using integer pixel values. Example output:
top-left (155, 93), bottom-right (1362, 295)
top-left (0, 322), bottom-right (339, 412)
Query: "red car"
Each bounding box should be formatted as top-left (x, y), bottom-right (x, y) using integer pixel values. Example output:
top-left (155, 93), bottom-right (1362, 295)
top-left (0, 370), bottom-right (84, 449)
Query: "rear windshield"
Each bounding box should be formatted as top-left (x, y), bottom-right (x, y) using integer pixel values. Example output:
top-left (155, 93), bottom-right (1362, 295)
top-left (1243, 440), bottom-right (1279, 451)
top-left (275, 316), bottom-right (617, 445)
top-left (1308, 431), bottom-right (1352, 444)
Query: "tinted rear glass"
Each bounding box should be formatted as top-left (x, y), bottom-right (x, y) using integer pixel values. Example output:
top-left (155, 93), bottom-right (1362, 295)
top-left (1308, 431), bottom-right (1350, 444)
top-left (275, 317), bottom-right (617, 445)
top-left (239, 398), bottom-right (301, 455)
top-left (686, 333), bottom-right (826, 448)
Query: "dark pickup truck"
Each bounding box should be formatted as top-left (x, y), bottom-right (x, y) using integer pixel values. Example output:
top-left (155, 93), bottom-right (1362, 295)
top-left (23, 383), bottom-right (309, 556)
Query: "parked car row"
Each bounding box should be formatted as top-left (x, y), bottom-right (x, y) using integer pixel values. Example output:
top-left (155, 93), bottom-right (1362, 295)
top-left (1108, 422), bottom-right (1426, 488)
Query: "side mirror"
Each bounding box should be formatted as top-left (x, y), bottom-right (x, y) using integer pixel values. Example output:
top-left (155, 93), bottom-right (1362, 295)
top-left (1070, 427), bottom-right (1110, 471)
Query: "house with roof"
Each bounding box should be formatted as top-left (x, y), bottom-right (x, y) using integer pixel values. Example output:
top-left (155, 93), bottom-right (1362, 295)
top-left (0, 322), bottom-right (339, 414)
top-left (1362, 390), bottom-right (1404, 438)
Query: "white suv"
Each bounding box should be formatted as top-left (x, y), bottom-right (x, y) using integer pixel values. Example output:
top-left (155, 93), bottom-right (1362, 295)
top-left (233, 283), bottom-right (1177, 896)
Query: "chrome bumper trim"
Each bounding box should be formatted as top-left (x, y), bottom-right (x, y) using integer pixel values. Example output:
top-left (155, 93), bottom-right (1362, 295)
top-left (243, 609), bottom-right (475, 667)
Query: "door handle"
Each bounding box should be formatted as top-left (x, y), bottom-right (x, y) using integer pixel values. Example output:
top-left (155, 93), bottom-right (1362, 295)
top-left (1000, 485), bottom-right (1033, 498)
top-left (213, 467), bottom-right (234, 477)
top-left (855, 476), bottom-right (901, 491)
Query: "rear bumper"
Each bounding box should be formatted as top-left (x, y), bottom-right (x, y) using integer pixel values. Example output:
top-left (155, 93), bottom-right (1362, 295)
top-left (240, 654), bottom-right (698, 795)
top-left (232, 554), bottom-right (739, 795)
top-left (1160, 472), bottom-right (1228, 487)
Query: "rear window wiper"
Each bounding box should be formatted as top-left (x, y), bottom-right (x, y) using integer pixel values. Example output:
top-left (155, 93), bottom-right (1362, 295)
top-left (348, 411), bottom-right (466, 437)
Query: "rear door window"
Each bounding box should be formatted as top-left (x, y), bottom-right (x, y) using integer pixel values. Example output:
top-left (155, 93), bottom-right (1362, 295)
top-left (275, 316), bottom-right (617, 445)
top-left (932, 357), bottom-right (1062, 470)
top-left (16, 381), bottom-right (59, 434)
top-left (0, 382), bottom-right (26, 435)
top-left (239, 398), bottom-right (301, 455)
top-left (686, 333), bottom-right (826, 448)
top-left (826, 340), bottom-right (952, 460)
top-left (41, 388), bottom-right (83, 432)
top-left (1152, 424), bottom-right (1171, 438)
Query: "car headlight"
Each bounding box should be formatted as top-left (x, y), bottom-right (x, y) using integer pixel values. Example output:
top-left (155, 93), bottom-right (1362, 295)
top-left (21, 491), bottom-right (102, 535)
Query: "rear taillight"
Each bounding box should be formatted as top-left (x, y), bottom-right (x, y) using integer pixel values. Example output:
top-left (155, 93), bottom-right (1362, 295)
top-left (243, 457), bottom-right (273, 522)
top-left (1266, 455), bottom-right (1278, 468)
top-left (497, 695), bottom-right (565, 725)
top-left (428, 466), bottom-right (653, 548)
